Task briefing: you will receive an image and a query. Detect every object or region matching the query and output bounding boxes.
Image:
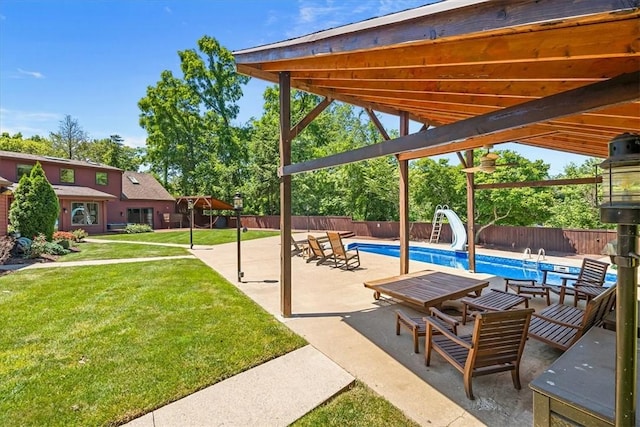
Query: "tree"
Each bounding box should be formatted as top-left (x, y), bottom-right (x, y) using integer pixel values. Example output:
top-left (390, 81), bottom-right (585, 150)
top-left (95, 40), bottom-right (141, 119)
top-left (79, 135), bottom-right (144, 171)
top-left (50, 115), bottom-right (88, 159)
top-left (8, 162), bottom-right (59, 240)
top-left (546, 158), bottom-right (609, 229)
top-left (409, 157), bottom-right (466, 222)
top-left (139, 36), bottom-right (249, 198)
top-left (0, 133), bottom-right (58, 156)
top-left (472, 150), bottom-right (555, 242)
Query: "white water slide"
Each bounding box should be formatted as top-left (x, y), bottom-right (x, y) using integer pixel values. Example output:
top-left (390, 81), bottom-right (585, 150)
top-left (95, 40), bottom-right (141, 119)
top-left (435, 209), bottom-right (467, 251)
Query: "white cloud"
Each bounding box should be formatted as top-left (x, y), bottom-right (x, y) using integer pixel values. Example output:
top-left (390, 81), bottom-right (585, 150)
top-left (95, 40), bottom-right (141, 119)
top-left (17, 68), bottom-right (44, 79)
top-left (119, 134), bottom-right (147, 148)
top-left (0, 108), bottom-right (60, 137)
top-left (164, 6), bottom-right (172, 13)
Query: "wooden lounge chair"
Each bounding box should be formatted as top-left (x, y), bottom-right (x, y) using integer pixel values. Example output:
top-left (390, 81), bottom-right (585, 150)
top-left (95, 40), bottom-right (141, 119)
top-left (326, 231), bottom-right (360, 270)
top-left (425, 307), bottom-right (534, 400)
top-left (291, 236), bottom-right (307, 257)
top-left (306, 235), bottom-right (334, 265)
top-left (527, 284), bottom-right (616, 351)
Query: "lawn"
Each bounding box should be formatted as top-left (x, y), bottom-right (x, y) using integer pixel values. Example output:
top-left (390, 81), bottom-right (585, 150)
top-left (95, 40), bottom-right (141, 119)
top-left (95, 228), bottom-right (279, 245)
top-left (58, 242), bottom-right (190, 262)
top-left (0, 259), bottom-right (306, 426)
top-left (294, 381), bottom-right (419, 427)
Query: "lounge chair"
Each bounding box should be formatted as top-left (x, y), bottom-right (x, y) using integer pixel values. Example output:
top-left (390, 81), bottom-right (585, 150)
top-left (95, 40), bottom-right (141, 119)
top-left (527, 284), bottom-right (616, 351)
top-left (326, 231), bottom-right (360, 270)
top-left (425, 307), bottom-right (534, 400)
top-left (291, 236), bottom-right (307, 257)
top-left (552, 258), bottom-right (609, 306)
top-left (306, 235), bottom-right (334, 265)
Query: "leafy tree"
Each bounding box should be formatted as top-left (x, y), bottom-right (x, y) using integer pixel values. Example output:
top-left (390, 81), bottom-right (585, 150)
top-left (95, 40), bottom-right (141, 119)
top-left (409, 157), bottom-right (466, 221)
top-left (139, 36), bottom-right (249, 198)
top-left (8, 162), bottom-right (59, 240)
top-left (546, 158), bottom-right (610, 229)
top-left (0, 133), bottom-right (58, 156)
top-left (79, 135), bottom-right (144, 171)
top-left (49, 115), bottom-right (88, 159)
top-left (472, 150), bottom-right (554, 242)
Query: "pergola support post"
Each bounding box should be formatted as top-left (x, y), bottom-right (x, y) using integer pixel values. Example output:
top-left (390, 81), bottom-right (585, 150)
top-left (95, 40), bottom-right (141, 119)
top-left (465, 150), bottom-right (476, 272)
top-left (279, 71), bottom-right (292, 317)
top-left (398, 111), bottom-right (410, 274)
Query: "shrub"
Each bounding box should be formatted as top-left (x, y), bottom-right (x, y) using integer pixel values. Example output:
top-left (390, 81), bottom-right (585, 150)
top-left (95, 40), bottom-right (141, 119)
top-left (53, 231), bottom-right (75, 249)
top-left (29, 234), bottom-right (69, 258)
top-left (72, 229), bottom-right (89, 242)
top-left (0, 236), bottom-right (15, 265)
top-left (8, 162), bottom-right (59, 240)
top-left (125, 223), bottom-right (153, 234)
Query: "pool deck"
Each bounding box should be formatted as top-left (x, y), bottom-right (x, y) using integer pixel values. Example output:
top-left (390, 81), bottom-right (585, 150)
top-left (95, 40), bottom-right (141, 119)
top-left (188, 232), bottom-right (608, 426)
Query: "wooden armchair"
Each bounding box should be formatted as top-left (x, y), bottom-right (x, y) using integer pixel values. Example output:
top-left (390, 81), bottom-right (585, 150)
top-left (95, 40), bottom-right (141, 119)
top-left (425, 307), bottom-right (534, 400)
top-left (326, 231), bottom-right (360, 270)
top-left (528, 284), bottom-right (616, 351)
top-left (291, 236), bottom-right (307, 257)
top-left (306, 235), bottom-right (334, 265)
top-left (551, 258), bottom-right (609, 306)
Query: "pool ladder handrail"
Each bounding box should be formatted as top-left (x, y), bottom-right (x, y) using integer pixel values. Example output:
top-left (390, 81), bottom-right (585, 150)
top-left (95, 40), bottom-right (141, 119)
top-left (537, 248), bottom-right (546, 262)
top-left (523, 247), bottom-right (532, 260)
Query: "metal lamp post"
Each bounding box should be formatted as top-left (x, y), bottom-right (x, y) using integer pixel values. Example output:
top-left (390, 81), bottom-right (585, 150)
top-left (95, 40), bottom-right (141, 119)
top-left (234, 192), bottom-right (244, 282)
top-left (187, 199), bottom-right (194, 249)
top-left (599, 133), bottom-right (640, 427)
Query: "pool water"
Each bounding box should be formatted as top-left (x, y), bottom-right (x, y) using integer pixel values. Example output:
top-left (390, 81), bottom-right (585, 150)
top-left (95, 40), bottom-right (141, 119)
top-left (352, 242), bottom-right (617, 286)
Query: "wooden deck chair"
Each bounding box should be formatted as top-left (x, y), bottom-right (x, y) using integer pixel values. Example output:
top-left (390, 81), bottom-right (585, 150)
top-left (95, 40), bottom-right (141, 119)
top-left (528, 284), bottom-right (616, 351)
top-left (306, 235), bottom-right (334, 265)
top-left (550, 258), bottom-right (609, 305)
top-left (425, 307), bottom-right (534, 400)
top-left (326, 231), bottom-right (360, 270)
top-left (291, 236), bottom-right (307, 257)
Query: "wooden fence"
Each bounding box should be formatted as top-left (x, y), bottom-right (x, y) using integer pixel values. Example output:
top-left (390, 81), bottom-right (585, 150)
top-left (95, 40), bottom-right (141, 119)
top-left (238, 215), bottom-right (616, 256)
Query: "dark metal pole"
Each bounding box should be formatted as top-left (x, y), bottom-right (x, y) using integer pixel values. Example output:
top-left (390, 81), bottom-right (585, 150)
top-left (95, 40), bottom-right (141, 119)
top-left (616, 224), bottom-right (638, 426)
top-left (189, 206), bottom-right (193, 249)
top-left (236, 210), bottom-right (242, 282)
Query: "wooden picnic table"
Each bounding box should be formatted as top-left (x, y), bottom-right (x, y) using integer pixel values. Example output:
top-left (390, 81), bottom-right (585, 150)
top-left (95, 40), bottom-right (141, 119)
top-left (363, 269), bottom-right (489, 312)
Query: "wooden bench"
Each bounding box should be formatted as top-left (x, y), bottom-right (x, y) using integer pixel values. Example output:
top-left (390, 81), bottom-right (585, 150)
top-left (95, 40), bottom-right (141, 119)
top-left (460, 289), bottom-right (529, 325)
top-left (527, 284), bottom-right (616, 351)
top-left (395, 309), bottom-right (458, 354)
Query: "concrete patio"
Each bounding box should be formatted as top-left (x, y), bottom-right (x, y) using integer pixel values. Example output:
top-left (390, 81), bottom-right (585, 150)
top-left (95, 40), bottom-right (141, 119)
top-left (191, 232), bottom-right (578, 426)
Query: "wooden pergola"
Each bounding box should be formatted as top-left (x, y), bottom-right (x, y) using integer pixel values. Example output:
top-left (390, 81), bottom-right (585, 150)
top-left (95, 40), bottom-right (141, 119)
top-left (233, 0), bottom-right (639, 422)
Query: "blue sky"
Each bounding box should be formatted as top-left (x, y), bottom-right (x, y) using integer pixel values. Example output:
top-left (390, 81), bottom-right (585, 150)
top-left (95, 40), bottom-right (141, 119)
top-left (0, 0), bottom-right (590, 174)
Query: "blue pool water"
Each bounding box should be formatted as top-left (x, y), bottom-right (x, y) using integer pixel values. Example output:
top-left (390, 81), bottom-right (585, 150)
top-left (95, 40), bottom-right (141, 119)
top-left (352, 242), bottom-right (617, 286)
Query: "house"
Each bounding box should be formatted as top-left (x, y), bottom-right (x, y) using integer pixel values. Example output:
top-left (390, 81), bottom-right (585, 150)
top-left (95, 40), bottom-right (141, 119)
top-left (0, 150), bottom-right (175, 235)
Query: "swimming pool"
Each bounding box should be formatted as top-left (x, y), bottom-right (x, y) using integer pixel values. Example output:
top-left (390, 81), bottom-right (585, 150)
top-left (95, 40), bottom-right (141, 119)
top-left (352, 242), bottom-right (617, 286)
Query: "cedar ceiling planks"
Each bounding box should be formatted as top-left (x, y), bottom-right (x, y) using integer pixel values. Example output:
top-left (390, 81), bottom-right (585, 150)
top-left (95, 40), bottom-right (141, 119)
top-left (234, 0), bottom-right (640, 162)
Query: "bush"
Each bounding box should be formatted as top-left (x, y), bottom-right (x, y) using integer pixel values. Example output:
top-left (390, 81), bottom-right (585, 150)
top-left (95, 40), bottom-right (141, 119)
top-left (72, 229), bottom-right (88, 242)
top-left (8, 162), bottom-right (59, 240)
top-left (53, 231), bottom-right (75, 249)
top-left (0, 236), bottom-right (15, 265)
top-left (29, 234), bottom-right (69, 258)
top-left (125, 224), bottom-right (153, 234)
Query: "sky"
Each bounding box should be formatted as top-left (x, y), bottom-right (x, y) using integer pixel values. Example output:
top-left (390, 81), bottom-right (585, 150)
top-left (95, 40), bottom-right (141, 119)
top-left (0, 0), bottom-right (591, 175)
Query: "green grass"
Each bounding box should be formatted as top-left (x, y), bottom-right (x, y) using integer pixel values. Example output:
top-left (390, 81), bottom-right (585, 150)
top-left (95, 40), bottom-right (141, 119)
top-left (0, 259), bottom-right (306, 426)
top-left (58, 242), bottom-right (190, 262)
top-left (95, 229), bottom-right (279, 245)
top-left (293, 381), bottom-right (419, 427)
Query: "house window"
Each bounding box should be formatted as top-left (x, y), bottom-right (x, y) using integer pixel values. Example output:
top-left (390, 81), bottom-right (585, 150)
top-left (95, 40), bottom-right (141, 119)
top-left (60, 168), bottom-right (75, 183)
top-left (127, 208), bottom-right (153, 227)
top-left (96, 172), bottom-right (108, 186)
top-left (71, 202), bottom-right (99, 225)
top-left (17, 164), bottom-right (33, 180)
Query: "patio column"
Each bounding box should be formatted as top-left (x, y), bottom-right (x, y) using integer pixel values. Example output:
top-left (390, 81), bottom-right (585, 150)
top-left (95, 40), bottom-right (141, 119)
top-left (466, 150), bottom-right (476, 272)
top-left (398, 111), bottom-right (410, 274)
top-left (279, 71), bottom-right (292, 317)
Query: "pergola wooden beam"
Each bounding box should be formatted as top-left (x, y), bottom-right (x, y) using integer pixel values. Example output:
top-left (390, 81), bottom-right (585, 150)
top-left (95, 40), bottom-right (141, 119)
top-left (475, 176), bottom-right (602, 190)
top-left (290, 97), bottom-right (332, 140)
top-left (282, 72), bottom-right (639, 176)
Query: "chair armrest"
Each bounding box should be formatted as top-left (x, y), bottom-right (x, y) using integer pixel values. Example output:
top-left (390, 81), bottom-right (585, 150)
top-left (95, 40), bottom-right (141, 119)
top-left (491, 289), bottom-right (532, 300)
top-left (532, 313), bottom-right (582, 329)
top-left (424, 315), bottom-right (470, 349)
top-left (429, 307), bottom-right (461, 328)
top-left (504, 278), bottom-right (536, 286)
top-left (560, 274), bottom-right (580, 286)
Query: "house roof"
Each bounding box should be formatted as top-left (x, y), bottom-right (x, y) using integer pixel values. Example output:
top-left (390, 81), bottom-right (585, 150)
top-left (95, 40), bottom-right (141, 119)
top-left (233, 0), bottom-right (639, 166)
top-left (122, 171), bottom-right (175, 201)
top-left (6, 183), bottom-right (116, 199)
top-left (0, 150), bottom-right (122, 171)
top-left (0, 176), bottom-right (10, 186)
